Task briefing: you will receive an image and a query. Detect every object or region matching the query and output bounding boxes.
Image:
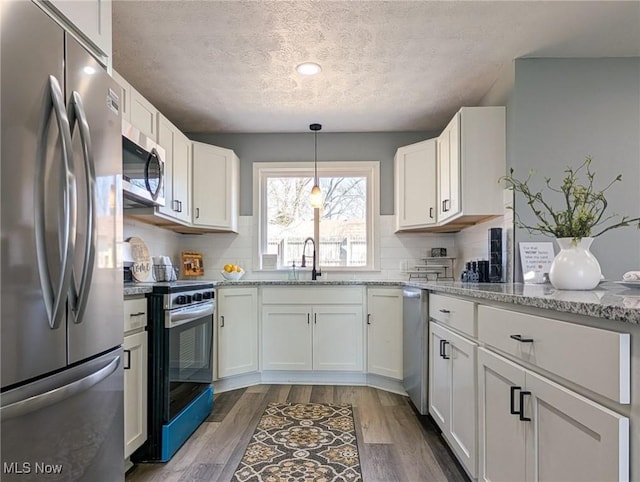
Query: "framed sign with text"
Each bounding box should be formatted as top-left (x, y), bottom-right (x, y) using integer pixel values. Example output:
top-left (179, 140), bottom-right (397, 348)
top-left (519, 242), bottom-right (555, 283)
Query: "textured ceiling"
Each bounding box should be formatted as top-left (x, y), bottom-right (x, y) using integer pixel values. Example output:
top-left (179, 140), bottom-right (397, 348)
top-left (112, 1), bottom-right (640, 133)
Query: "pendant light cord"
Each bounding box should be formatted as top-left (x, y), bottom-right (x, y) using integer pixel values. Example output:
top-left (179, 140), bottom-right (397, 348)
top-left (314, 129), bottom-right (318, 185)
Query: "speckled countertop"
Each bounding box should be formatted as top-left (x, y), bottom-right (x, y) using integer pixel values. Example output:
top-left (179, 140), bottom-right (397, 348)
top-left (123, 283), bottom-right (154, 296)
top-left (125, 279), bottom-right (640, 324)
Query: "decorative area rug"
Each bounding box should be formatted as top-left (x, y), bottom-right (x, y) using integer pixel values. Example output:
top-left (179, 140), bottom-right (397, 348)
top-left (232, 402), bottom-right (362, 481)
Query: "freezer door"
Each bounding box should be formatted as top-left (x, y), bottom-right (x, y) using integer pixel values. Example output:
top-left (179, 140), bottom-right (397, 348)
top-left (0, 348), bottom-right (124, 481)
top-left (1, 0), bottom-right (70, 387)
top-left (65, 35), bottom-right (124, 363)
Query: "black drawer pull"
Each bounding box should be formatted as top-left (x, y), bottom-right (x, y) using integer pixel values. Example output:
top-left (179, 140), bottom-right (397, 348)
top-left (510, 386), bottom-right (522, 415)
top-left (439, 309), bottom-right (451, 314)
top-left (510, 334), bottom-right (534, 343)
top-left (442, 340), bottom-right (450, 359)
top-left (129, 311), bottom-right (145, 317)
top-left (519, 391), bottom-right (532, 421)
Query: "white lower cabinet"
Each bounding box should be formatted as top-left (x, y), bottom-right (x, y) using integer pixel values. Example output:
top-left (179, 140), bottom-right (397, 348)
top-left (366, 288), bottom-right (403, 379)
top-left (478, 347), bottom-right (629, 482)
top-left (123, 330), bottom-right (148, 459)
top-left (429, 321), bottom-right (477, 478)
top-left (217, 287), bottom-right (258, 378)
top-left (262, 305), bottom-right (312, 370)
top-left (262, 304), bottom-right (363, 371)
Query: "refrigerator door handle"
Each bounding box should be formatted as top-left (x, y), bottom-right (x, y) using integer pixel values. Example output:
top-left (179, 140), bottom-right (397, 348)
top-left (34, 75), bottom-right (77, 330)
top-left (67, 91), bottom-right (96, 324)
top-left (0, 355), bottom-right (120, 421)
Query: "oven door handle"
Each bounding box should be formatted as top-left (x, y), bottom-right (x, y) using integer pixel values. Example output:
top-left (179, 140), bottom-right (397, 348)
top-left (165, 302), bottom-right (214, 328)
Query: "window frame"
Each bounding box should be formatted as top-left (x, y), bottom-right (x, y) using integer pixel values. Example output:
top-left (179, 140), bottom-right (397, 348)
top-left (253, 161), bottom-right (380, 272)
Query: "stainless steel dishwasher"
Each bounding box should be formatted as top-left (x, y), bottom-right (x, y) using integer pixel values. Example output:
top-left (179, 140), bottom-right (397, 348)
top-left (403, 287), bottom-right (429, 414)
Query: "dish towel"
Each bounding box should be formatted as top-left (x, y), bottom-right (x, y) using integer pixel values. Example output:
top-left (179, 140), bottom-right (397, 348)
top-left (622, 271), bottom-right (640, 281)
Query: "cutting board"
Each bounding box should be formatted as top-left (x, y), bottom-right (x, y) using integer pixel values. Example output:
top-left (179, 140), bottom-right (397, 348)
top-left (127, 236), bottom-right (151, 282)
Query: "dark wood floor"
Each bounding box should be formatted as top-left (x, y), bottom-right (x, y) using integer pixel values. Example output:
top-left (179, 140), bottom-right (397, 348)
top-left (126, 384), bottom-right (469, 482)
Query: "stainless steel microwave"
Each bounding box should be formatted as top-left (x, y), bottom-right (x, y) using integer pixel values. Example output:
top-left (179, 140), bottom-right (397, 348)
top-left (122, 120), bottom-right (165, 208)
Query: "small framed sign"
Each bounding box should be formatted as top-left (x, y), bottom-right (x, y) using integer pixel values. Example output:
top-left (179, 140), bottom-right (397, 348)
top-left (519, 242), bottom-right (555, 283)
top-left (181, 251), bottom-right (204, 277)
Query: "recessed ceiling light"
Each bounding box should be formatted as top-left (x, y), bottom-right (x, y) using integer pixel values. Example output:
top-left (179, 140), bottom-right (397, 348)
top-left (296, 62), bottom-right (322, 76)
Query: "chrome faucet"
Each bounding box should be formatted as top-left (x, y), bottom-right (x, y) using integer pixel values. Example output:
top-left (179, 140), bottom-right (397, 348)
top-left (300, 237), bottom-right (321, 280)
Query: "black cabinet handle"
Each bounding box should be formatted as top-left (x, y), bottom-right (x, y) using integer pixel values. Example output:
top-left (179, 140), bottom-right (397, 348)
top-left (439, 339), bottom-right (445, 357)
top-left (519, 391), bottom-right (532, 421)
top-left (429, 207), bottom-right (434, 219)
top-left (307, 313), bottom-right (310, 325)
top-left (195, 207), bottom-right (200, 219)
top-left (510, 334), bottom-right (534, 343)
top-left (439, 309), bottom-right (451, 314)
top-left (123, 350), bottom-right (131, 370)
top-left (129, 311), bottom-right (145, 317)
top-left (367, 314), bottom-right (371, 325)
top-left (220, 315), bottom-right (225, 327)
top-left (442, 199), bottom-right (450, 212)
top-left (442, 340), bottom-right (450, 359)
top-left (314, 313), bottom-right (317, 324)
top-left (510, 386), bottom-right (522, 415)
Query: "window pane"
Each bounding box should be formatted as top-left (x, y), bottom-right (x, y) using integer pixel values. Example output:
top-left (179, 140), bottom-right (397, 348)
top-left (265, 177), bottom-right (314, 267)
top-left (319, 176), bottom-right (367, 267)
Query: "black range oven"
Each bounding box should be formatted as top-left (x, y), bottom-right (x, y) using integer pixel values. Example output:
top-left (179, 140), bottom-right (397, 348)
top-left (132, 281), bottom-right (215, 463)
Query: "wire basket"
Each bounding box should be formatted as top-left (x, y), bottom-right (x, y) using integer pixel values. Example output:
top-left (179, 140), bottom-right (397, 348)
top-left (153, 265), bottom-right (179, 282)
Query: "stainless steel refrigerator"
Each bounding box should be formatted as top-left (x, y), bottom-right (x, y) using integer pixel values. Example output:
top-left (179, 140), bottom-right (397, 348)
top-left (1, 1), bottom-right (124, 480)
top-left (403, 287), bottom-right (429, 414)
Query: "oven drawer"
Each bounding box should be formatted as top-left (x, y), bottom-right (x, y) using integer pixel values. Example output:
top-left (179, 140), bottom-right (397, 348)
top-left (477, 305), bottom-right (630, 403)
top-left (429, 293), bottom-right (475, 337)
top-left (124, 297), bottom-right (147, 333)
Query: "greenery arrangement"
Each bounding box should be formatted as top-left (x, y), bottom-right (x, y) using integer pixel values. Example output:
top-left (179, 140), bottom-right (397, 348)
top-left (500, 157), bottom-right (640, 239)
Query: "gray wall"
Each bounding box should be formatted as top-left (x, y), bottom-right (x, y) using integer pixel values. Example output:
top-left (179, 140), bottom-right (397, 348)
top-left (510, 58), bottom-right (640, 280)
top-left (188, 131), bottom-right (435, 216)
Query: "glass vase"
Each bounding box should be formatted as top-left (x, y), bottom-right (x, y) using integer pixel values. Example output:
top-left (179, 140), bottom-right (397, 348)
top-left (549, 237), bottom-right (602, 290)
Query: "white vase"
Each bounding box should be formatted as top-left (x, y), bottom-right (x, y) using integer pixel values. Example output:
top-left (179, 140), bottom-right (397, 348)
top-left (549, 237), bottom-right (602, 290)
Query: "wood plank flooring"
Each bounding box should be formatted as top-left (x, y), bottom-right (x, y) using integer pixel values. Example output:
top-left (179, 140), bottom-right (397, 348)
top-left (126, 384), bottom-right (469, 482)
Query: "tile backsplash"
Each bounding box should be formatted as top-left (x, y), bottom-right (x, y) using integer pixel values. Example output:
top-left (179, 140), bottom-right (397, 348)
top-left (123, 198), bottom-right (513, 283)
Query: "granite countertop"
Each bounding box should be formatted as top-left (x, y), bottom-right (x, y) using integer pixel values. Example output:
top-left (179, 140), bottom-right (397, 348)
top-left (407, 280), bottom-right (640, 324)
top-left (125, 279), bottom-right (640, 324)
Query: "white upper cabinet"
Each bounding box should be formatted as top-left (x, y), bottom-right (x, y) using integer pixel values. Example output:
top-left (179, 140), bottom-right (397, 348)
top-left (157, 114), bottom-right (191, 224)
top-left (394, 138), bottom-right (437, 231)
top-left (111, 69), bottom-right (131, 123)
top-left (47, 0), bottom-right (112, 57)
top-left (191, 141), bottom-right (239, 232)
top-left (437, 106), bottom-right (505, 227)
top-left (130, 87), bottom-right (158, 141)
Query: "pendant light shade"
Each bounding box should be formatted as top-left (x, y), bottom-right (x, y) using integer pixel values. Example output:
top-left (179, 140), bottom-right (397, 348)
top-left (309, 123), bottom-right (323, 208)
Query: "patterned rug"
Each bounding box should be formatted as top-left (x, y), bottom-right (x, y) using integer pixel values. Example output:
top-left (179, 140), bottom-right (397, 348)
top-left (232, 402), bottom-right (362, 481)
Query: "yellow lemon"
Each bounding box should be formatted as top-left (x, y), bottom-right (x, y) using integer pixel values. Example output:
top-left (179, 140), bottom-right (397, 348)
top-left (223, 264), bottom-right (233, 273)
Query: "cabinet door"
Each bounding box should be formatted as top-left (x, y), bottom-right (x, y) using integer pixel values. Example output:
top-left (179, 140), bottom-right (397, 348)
top-left (429, 322), bottom-right (450, 430)
top-left (48, 0), bottom-right (112, 56)
top-left (438, 113), bottom-right (460, 222)
top-left (313, 305), bottom-right (363, 371)
top-left (262, 305), bottom-right (313, 370)
top-left (130, 87), bottom-right (157, 141)
top-left (367, 288), bottom-right (403, 379)
top-left (156, 114), bottom-right (176, 219)
top-left (124, 331), bottom-right (148, 459)
top-left (192, 141), bottom-right (239, 231)
top-left (172, 131), bottom-right (191, 223)
top-left (217, 288), bottom-right (258, 378)
top-left (394, 139), bottom-right (437, 230)
top-left (478, 348), bottom-right (527, 482)
top-left (526, 370), bottom-right (629, 482)
top-left (448, 328), bottom-right (477, 478)
top-left (111, 69), bottom-right (131, 123)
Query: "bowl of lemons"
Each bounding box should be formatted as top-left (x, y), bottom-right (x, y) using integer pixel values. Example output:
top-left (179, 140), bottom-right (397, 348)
top-left (221, 264), bottom-right (245, 281)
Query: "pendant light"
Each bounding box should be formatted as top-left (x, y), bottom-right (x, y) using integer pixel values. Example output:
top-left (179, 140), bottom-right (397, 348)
top-left (308, 123), bottom-right (323, 208)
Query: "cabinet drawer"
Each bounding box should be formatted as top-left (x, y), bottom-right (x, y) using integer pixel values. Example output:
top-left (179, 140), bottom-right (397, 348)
top-left (429, 293), bottom-right (475, 337)
top-left (262, 286), bottom-right (363, 305)
top-left (477, 305), bottom-right (630, 404)
top-left (124, 297), bottom-right (147, 332)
